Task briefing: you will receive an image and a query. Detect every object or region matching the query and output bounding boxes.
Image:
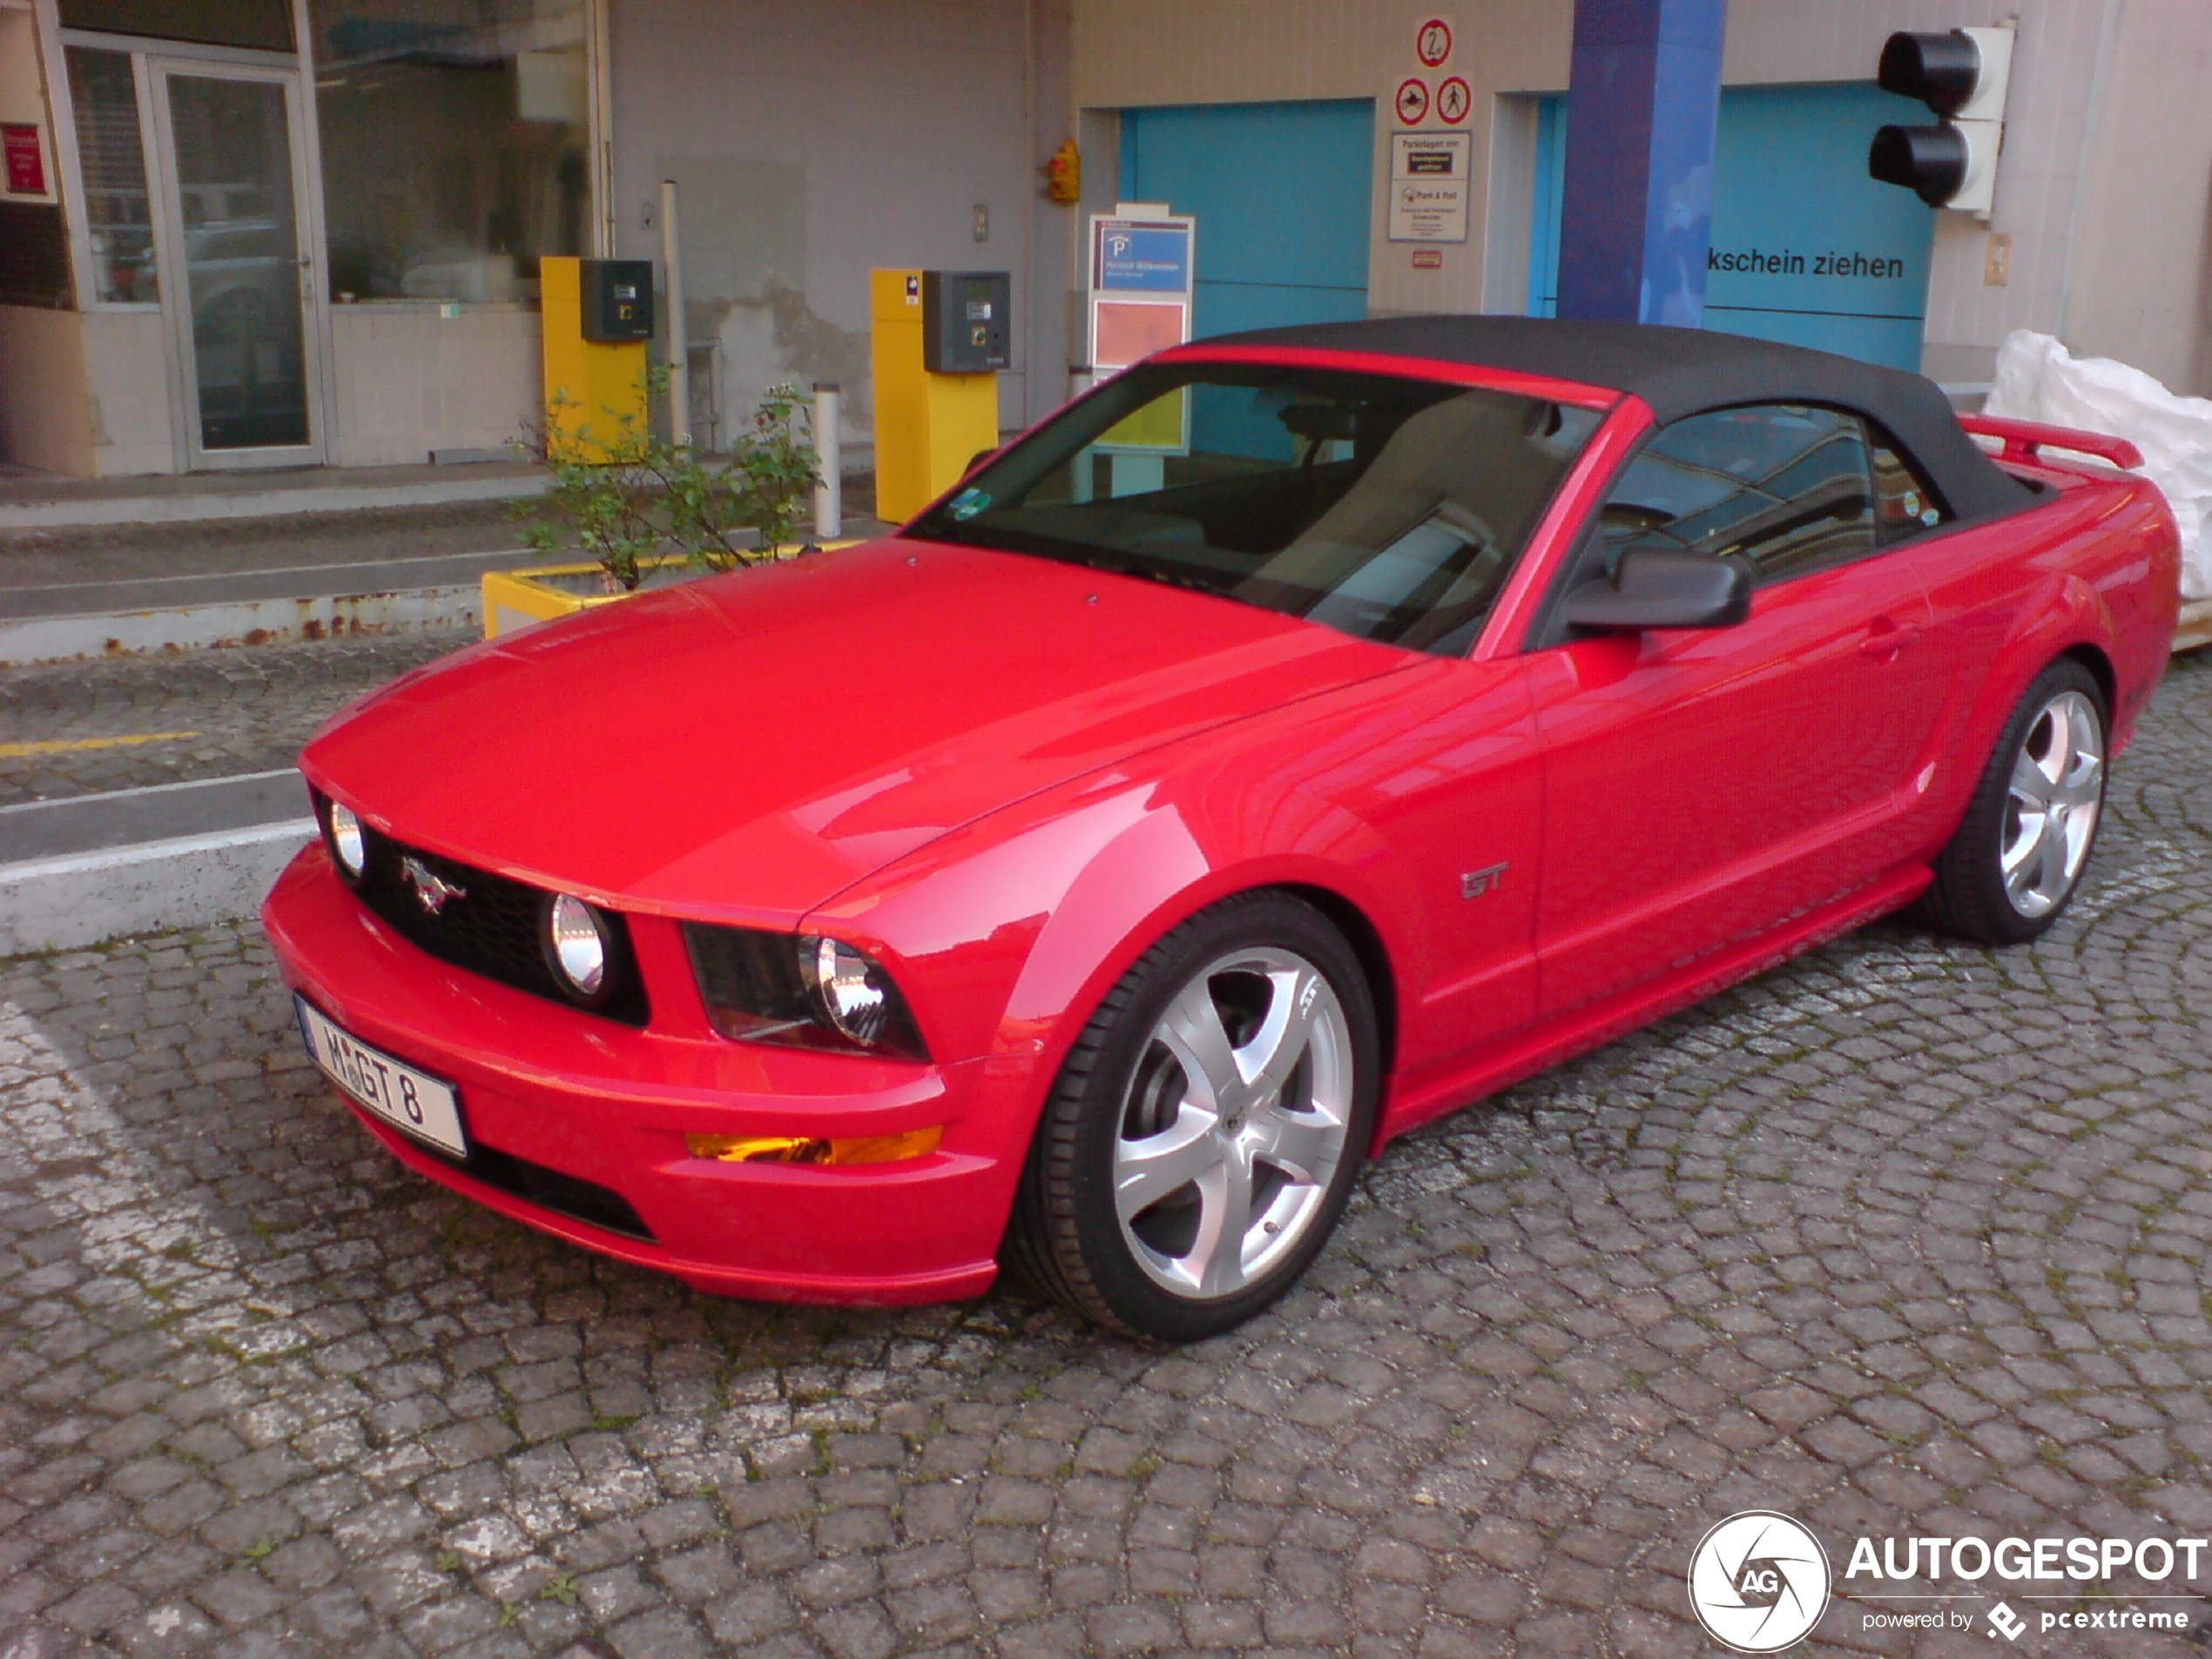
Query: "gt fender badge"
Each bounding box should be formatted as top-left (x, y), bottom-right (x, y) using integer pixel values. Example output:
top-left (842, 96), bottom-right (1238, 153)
top-left (400, 855), bottom-right (466, 915)
top-left (1460, 861), bottom-right (1507, 899)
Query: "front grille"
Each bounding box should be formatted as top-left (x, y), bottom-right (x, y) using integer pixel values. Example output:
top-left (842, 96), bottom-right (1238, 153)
top-left (461, 1143), bottom-right (656, 1241)
top-left (338, 813), bottom-right (650, 1027)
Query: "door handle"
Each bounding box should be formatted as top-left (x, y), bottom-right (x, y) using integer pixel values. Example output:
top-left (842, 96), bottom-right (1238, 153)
top-left (1858, 619), bottom-right (1920, 659)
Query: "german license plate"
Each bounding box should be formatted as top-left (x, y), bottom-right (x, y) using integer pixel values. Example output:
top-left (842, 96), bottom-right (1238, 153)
top-left (296, 997), bottom-right (468, 1157)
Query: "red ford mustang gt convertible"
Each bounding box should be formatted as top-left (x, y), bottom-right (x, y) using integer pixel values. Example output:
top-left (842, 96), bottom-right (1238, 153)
top-left (265, 318), bottom-right (2180, 1339)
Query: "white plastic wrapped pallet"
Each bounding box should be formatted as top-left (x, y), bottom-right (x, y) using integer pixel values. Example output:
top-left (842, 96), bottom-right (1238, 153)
top-left (1985, 330), bottom-right (2212, 603)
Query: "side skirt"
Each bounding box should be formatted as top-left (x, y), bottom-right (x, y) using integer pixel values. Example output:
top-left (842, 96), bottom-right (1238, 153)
top-left (1374, 862), bottom-right (1934, 1147)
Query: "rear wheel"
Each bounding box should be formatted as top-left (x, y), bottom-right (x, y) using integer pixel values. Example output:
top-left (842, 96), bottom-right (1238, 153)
top-left (1004, 893), bottom-right (1379, 1340)
top-left (1922, 658), bottom-right (2107, 945)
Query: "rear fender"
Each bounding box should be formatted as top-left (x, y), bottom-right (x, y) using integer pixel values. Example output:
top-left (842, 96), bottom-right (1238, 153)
top-left (1926, 570), bottom-right (2119, 834)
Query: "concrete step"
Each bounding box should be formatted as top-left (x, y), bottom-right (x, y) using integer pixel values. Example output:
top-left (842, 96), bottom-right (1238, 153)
top-left (0, 462), bottom-right (548, 531)
top-left (0, 771), bottom-right (314, 954)
top-left (0, 548), bottom-right (519, 665)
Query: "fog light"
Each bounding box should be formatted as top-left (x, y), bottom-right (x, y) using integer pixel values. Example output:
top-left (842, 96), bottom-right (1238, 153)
top-left (685, 1126), bottom-right (943, 1166)
top-left (545, 893), bottom-right (610, 998)
top-left (327, 800), bottom-right (367, 880)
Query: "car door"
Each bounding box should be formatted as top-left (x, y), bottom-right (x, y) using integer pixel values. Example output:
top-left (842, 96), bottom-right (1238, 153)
top-left (1523, 404), bottom-right (1951, 1021)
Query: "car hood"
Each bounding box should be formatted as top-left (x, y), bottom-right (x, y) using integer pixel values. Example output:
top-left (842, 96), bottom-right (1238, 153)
top-left (303, 538), bottom-right (1412, 922)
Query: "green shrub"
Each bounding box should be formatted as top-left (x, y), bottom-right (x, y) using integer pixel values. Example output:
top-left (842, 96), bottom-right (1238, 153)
top-left (518, 368), bottom-right (820, 591)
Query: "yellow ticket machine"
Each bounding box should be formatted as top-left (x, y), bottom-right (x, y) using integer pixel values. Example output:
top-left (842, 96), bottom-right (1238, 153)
top-left (541, 256), bottom-right (652, 461)
top-left (870, 268), bottom-right (1008, 522)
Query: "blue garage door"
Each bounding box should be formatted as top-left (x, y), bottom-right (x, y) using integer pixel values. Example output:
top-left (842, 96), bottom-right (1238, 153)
top-left (1120, 100), bottom-right (1374, 341)
top-left (1528, 84), bottom-right (1939, 369)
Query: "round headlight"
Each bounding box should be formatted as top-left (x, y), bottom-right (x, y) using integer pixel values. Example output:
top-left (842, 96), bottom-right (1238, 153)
top-left (546, 894), bottom-right (610, 998)
top-left (327, 800), bottom-right (367, 880)
top-left (806, 935), bottom-right (892, 1046)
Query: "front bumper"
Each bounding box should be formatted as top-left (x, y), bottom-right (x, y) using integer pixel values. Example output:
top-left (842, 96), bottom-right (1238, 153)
top-left (261, 845), bottom-right (1032, 1305)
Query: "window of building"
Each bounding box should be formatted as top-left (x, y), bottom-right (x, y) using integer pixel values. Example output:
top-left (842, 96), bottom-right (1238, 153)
top-left (1601, 404), bottom-right (1878, 583)
top-left (65, 46), bottom-right (158, 304)
top-left (58, 0), bottom-right (293, 51)
top-left (306, 0), bottom-right (590, 305)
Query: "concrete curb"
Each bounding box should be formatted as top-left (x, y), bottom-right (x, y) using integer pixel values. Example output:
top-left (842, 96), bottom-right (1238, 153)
top-left (0, 473), bottom-right (548, 532)
top-left (0, 819), bottom-right (314, 954)
top-left (0, 584), bottom-right (479, 666)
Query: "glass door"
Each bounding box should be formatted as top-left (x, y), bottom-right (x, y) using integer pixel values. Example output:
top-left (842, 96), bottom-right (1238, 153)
top-left (146, 63), bottom-right (323, 466)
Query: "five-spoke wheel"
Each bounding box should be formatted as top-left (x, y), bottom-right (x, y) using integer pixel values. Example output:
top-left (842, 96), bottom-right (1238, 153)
top-left (1006, 894), bottom-right (1378, 1339)
top-left (1925, 658), bottom-right (2109, 944)
top-left (1999, 686), bottom-right (2104, 918)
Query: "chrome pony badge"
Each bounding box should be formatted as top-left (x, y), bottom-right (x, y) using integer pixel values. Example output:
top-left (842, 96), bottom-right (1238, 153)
top-left (400, 855), bottom-right (466, 916)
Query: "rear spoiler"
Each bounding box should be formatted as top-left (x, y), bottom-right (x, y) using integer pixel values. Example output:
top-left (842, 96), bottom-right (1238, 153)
top-left (1959, 414), bottom-right (2143, 471)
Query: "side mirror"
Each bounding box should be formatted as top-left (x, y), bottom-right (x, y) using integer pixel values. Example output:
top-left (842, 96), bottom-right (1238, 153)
top-left (1563, 547), bottom-right (1751, 632)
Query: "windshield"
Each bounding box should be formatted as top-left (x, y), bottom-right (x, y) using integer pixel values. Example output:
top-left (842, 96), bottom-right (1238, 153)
top-left (906, 361), bottom-right (1603, 655)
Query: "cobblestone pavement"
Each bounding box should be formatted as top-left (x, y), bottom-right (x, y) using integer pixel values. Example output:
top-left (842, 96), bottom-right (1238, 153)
top-left (0, 631), bottom-right (474, 807)
top-left (3, 652), bottom-right (2209, 1659)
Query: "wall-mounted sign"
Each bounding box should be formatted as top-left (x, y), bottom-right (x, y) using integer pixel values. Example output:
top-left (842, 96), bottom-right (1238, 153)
top-left (1087, 210), bottom-right (1195, 456)
top-left (1412, 248), bottom-right (1444, 269)
top-left (1088, 211), bottom-right (1194, 375)
top-left (1394, 78), bottom-right (1430, 126)
top-left (1388, 132), bottom-right (1470, 244)
top-left (1416, 18), bottom-right (1453, 66)
top-left (1436, 76), bottom-right (1471, 125)
top-left (2, 125), bottom-right (46, 197)
top-left (1095, 221), bottom-right (1191, 293)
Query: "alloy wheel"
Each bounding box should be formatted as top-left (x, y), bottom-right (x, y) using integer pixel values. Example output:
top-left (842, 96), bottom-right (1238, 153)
top-left (2001, 687), bottom-right (2104, 918)
top-left (1110, 946), bottom-right (1353, 1298)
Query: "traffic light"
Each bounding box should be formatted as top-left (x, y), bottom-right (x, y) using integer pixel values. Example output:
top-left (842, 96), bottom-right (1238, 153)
top-left (1867, 25), bottom-right (2013, 216)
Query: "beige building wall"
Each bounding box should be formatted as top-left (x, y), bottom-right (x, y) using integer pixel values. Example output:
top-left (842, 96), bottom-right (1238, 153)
top-left (325, 306), bottom-right (544, 468)
top-left (80, 309), bottom-right (178, 475)
top-left (0, 307), bottom-right (178, 476)
top-left (608, 0), bottom-right (1076, 444)
top-left (1070, 0), bottom-right (2177, 388)
top-left (0, 306), bottom-right (95, 475)
top-left (2061, 1), bottom-right (2212, 395)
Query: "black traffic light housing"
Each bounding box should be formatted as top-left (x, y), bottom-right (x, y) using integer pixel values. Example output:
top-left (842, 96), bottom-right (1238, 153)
top-left (1866, 27), bottom-right (2013, 216)
top-left (1868, 125), bottom-right (1970, 207)
top-left (1877, 30), bottom-right (1982, 116)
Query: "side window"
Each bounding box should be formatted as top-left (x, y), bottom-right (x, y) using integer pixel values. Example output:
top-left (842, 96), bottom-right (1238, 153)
top-left (1601, 404), bottom-right (1878, 583)
top-left (1871, 429), bottom-right (1949, 543)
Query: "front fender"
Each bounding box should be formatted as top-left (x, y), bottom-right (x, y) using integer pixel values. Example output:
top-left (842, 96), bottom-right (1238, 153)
top-left (805, 771), bottom-right (1405, 1087)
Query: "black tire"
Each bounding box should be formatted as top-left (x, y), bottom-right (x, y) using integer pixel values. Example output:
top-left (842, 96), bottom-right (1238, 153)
top-left (1921, 658), bottom-right (2108, 945)
top-left (1002, 892), bottom-right (1380, 1340)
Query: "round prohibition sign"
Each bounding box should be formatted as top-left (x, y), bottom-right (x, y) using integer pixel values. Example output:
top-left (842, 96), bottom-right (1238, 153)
top-left (1416, 17), bottom-right (1453, 66)
top-left (1436, 76), bottom-right (1471, 124)
top-left (1395, 78), bottom-right (1430, 126)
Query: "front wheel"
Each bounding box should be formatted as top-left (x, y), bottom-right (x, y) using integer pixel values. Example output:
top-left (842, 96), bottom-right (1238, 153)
top-left (1922, 658), bottom-right (2108, 945)
top-left (1004, 893), bottom-right (1379, 1340)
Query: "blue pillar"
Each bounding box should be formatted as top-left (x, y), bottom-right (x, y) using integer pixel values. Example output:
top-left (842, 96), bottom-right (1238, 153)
top-left (1555, 0), bottom-right (1726, 327)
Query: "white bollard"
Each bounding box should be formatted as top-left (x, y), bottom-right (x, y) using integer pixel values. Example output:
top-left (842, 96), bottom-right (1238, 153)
top-left (813, 383), bottom-right (841, 539)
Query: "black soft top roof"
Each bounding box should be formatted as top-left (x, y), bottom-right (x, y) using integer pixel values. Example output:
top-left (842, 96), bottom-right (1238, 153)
top-left (1204, 315), bottom-right (2031, 521)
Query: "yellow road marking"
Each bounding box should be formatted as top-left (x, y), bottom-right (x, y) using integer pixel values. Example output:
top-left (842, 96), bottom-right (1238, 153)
top-left (0, 730), bottom-right (202, 760)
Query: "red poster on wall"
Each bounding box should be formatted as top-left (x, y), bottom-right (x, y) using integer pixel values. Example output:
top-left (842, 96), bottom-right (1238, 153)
top-left (2, 124), bottom-right (44, 196)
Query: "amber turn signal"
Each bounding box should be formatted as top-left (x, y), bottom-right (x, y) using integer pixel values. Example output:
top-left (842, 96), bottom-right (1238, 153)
top-left (685, 1126), bottom-right (943, 1166)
